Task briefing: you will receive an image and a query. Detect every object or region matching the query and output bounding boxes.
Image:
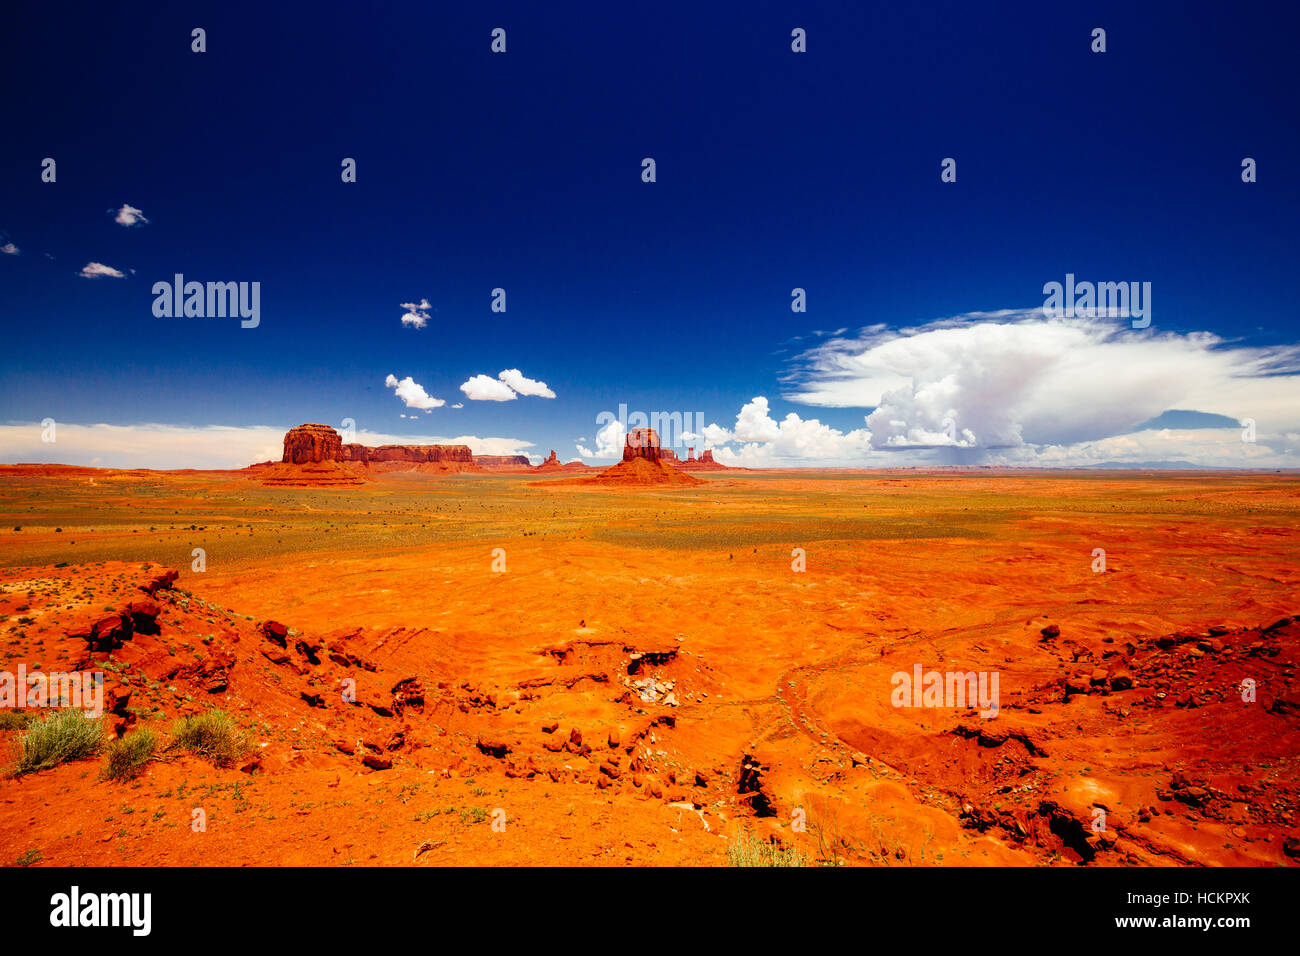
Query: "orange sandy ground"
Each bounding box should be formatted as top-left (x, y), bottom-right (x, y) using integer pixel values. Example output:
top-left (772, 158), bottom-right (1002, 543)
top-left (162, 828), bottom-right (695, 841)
top-left (0, 467), bottom-right (1297, 867)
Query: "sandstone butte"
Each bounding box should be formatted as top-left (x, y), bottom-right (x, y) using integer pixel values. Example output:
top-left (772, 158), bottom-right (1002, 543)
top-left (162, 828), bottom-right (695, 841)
top-left (476, 455), bottom-right (533, 470)
top-left (556, 428), bottom-right (704, 486)
top-left (261, 424), bottom-right (719, 486)
top-left (283, 423), bottom-right (473, 466)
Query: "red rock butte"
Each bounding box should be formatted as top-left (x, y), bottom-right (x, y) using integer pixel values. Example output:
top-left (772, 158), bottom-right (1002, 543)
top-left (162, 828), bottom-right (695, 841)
top-left (623, 427), bottom-right (662, 463)
top-left (283, 424), bottom-right (472, 465)
top-left (476, 455), bottom-right (532, 469)
top-left (676, 447), bottom-right (724, 470)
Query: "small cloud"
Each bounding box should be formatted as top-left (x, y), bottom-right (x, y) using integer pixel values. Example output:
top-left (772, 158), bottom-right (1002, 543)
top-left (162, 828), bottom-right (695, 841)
top-left (497, 368), bottom-right (556, 398)
top-left (113, 203), bottom-right (148, 227)
top-left (460, 374), bottom-right (517, 402)
top-left (400, 298), bottom-right (431, 329)
top-left (79, 261), bottom-right (125, 279)
top-left (1, 243), bottom-right (18, 255)
top-left (452, 403), bottom-right (464, 409)
top-left (460, 368), bottom-right (556, 401)
top-left (583, 418), bottom-right (626, 458)
top-left (385, 373), bottom-right (445, 410)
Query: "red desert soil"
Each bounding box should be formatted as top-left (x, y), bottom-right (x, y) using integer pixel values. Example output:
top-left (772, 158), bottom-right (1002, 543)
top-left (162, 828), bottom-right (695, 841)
top-left (0, 468), bottom-right (1297, 866)
top-left (554, 456), bottom-right (703, 486)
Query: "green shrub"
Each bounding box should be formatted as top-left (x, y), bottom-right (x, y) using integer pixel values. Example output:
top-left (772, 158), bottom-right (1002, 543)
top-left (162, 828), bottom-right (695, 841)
top-left (103, 727), bottom-right (157, 781)
top-left (170, 710), bottom-right (249, 767)
top-left (726, 828), bottom-right (807, 867)
top-left (13, 709), bottom-right (103, 775)
top-left (0, 710), bottom-right (36, 731)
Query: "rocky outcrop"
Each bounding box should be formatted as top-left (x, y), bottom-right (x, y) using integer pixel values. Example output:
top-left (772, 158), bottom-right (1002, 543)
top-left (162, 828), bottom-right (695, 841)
top-left (477, 455), bottom-right (532, 470)
top-left (258, 461), bottom-right (368, 486)
top-left (283, 424), bottom-right (343, 464)
top-left (561, 456), bottom-right (702, 486)
top-left (675, 447), bottom-right (729, 471)
top-left (281, 425), bottom-right (472, 465)
top-left (623, 428), bottom-right (661, 463)
top-left (362, 444), bottom-right (472, 464)
top-left (534, 449), bottom-right (571, 473)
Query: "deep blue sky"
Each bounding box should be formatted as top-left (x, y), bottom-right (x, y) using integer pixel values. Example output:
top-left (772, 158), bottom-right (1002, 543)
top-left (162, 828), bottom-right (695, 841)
top-left (2, 1), bottom-right (1298, 463)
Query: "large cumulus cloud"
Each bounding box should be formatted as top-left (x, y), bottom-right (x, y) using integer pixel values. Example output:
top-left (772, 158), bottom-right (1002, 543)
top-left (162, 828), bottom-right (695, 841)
top-left (777, 310), bottom-right (1300, 462)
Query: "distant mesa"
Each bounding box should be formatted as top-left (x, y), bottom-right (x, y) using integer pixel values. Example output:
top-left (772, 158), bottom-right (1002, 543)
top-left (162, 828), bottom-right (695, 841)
top-left (284, 424), bottom-right (472, 467)
top-left (265, 425), bottom-right (590, 485)
top-left (263, 423), bottom-right (719, 487)
top-left (547, 428), bottom-right (702, 486)
top-left (534, 449), bottom-right (576, 473)
top-left (675, 446), bottom-right (728, 471)
top-left (279, 423), bottom-right (471, 474)
top-left (578, 455), bottom-right (702, 486)
top-left (477, 454), bottom-right (532, 471)
top-left (621, 429), bottom-right (728, 472)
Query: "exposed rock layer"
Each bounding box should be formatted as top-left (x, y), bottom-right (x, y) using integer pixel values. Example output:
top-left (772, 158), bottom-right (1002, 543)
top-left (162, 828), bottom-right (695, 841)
top-left (477, 455), bottom-right (532, 470)
top-left (283, 424), bottom-right (471, 465)
top-left (623, 428), bottom-right (661, 463)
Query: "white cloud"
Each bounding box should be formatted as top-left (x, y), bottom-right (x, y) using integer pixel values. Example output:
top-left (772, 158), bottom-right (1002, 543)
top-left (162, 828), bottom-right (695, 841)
top-left (460, 374), bottom-right (518, 402)
top-left (451, 403), bottom-right (464, 409)
top-left (734, 397), bottom-right (784, 442)
top-left (989, 426), bottom-right (1294, 468)
top-left (497, 369), bottom-right (556, 398)
top-left (0, 423), bottom-right (285, 470)
top-left (79, 261), bottom-right (125, 279)
top-left (701, 423), bottom-right (733, 446)
top-left (459, 368), bottom-right (556, 401)
top-left (783, 310), bottom-right (1300, 462)
top-left (0, 423), bottom-right (535, 470)
top-left (400, 298), bottom-right (431, 329)
top-left (113, 204), bottom-right (148, 227)
top-left (385, 373), bottom-right (445, 410)
top-left (1, 243), bottom-right (18, 255)
top-left (700, 396), bottom-right (877, 467)
top-left (576, 418), bottom-right (629, 460)
top-left (691, 393), bottom-right (1297, 468)
top-left (596, 417), bottom-right (626, 457)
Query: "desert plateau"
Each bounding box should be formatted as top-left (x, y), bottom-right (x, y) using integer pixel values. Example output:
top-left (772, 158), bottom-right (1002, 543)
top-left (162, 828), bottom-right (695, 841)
top-left (1, 452), bottom-right (1297, 867)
